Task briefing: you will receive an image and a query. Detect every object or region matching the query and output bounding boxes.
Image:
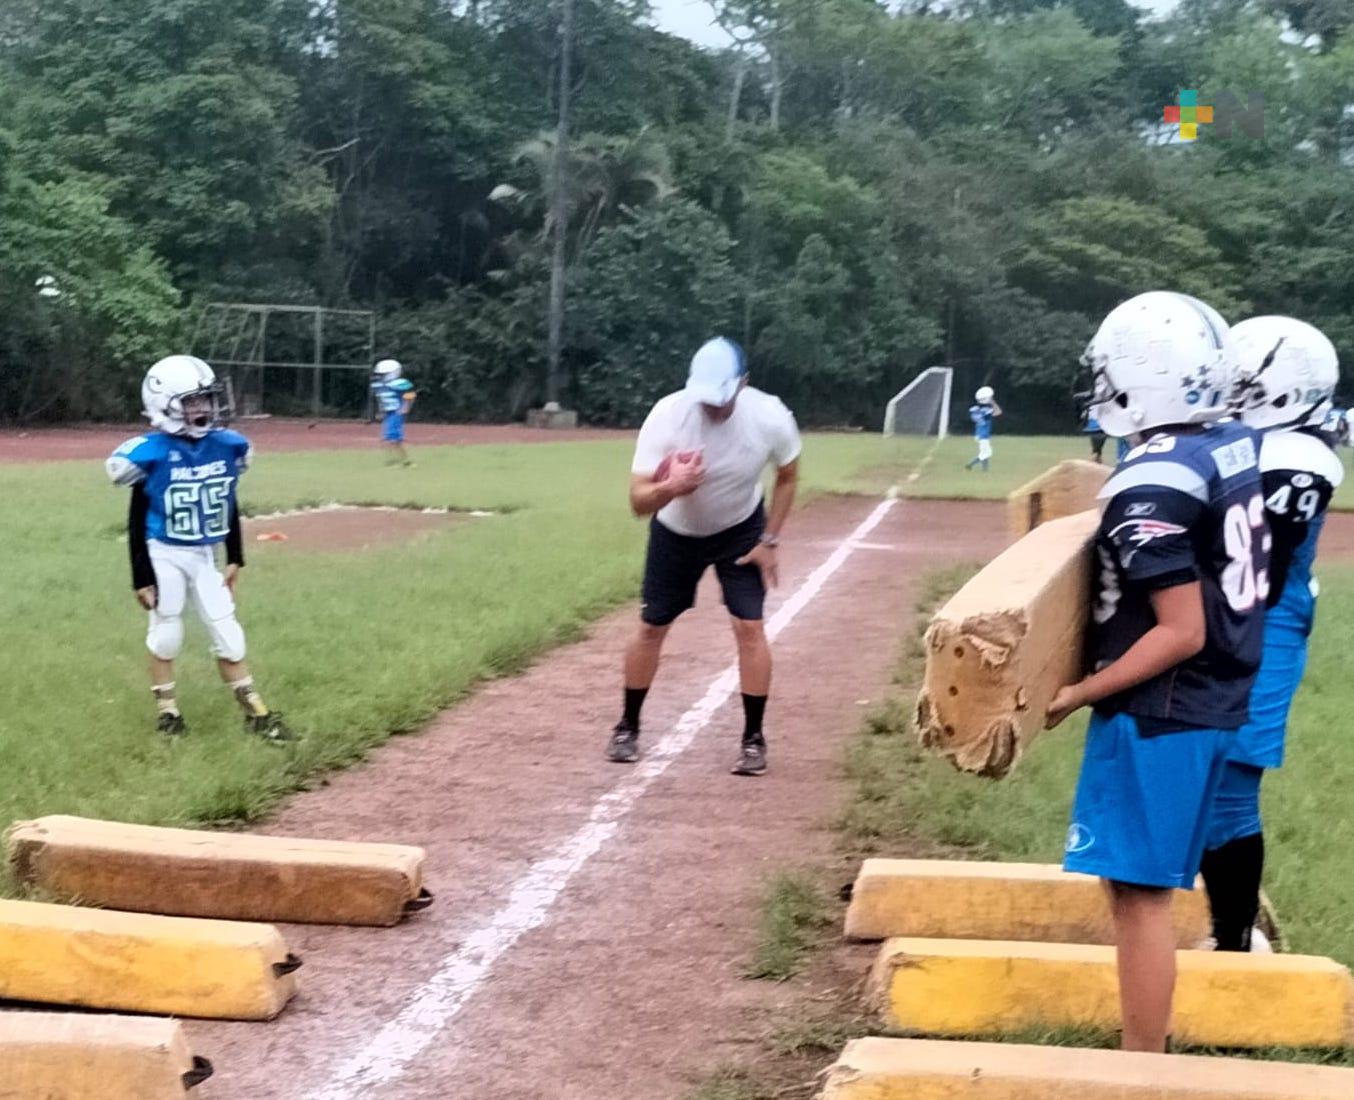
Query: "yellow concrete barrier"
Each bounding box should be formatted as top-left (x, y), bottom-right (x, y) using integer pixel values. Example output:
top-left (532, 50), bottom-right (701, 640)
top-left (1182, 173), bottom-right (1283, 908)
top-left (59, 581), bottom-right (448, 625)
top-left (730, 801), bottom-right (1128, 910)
top-left (0, 898), bottom-right (300, 1020)
top-left (0, 1011), bottom-right (212, 1098)
top-left (869, 938), bottom-right (1354, 1048)
top-left (1007, 459), bottom-right (1109, 538)
top-left (844, 859), bottom-right (1208, 946)
top-left (8, 814), bottom-right (430, 926)
top-left (819, 1037), bottom-right (1354, 1099)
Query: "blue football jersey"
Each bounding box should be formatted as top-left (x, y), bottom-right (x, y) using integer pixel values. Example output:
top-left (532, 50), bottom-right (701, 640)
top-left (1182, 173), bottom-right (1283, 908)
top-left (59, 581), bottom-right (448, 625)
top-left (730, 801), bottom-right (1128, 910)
top-left (106, 430), bottom-right (251, 545)
top-left (1089, 421), bottom-right (1269, 731)
top-left (373, 377), bottom-right (414, 414)
top-left (970, 405), bottom-right (994, 440)
top-left (1258, 427), bottom-right (1344, 633)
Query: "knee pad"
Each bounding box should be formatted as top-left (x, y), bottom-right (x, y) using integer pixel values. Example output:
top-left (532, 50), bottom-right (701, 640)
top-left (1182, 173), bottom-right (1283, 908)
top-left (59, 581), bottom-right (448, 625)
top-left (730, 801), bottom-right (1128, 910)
top-left (207, 614), bottom-right (247, 663)
top-left (146, 614), bottom-right (185, 660)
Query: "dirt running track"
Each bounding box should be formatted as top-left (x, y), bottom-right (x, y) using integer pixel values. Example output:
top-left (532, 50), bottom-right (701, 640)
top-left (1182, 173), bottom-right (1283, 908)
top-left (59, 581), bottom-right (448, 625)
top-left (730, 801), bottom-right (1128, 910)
top-left (178, 496), bottom-right (1007, 1099)
top-left (0, 419), bottom-right (626, 463)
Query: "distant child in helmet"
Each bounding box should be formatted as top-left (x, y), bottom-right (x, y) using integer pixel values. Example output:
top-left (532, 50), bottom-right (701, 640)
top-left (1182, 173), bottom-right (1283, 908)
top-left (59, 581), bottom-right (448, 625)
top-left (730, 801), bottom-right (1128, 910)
top-left (965, 385), bottom-right (1002, 471)
top-left (105, 357), bottom-right (292, 742)
top-left (371, 359), bottom-right (416, 466)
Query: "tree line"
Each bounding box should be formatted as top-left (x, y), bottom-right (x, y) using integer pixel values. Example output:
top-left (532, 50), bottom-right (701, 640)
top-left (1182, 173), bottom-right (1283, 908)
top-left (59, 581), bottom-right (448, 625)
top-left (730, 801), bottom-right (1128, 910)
top-left (0, 0), bottom-right (1350, 430)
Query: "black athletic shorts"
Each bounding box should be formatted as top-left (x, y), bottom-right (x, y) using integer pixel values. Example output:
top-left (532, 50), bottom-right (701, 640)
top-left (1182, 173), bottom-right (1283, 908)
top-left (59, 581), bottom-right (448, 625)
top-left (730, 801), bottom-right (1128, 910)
top-left (641, 503), bottom-right (766, 626)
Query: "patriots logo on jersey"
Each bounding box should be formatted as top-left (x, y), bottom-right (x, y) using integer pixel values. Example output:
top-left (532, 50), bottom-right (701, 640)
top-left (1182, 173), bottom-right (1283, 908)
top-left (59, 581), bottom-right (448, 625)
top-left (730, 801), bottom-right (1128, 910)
top-left (1107, 517), bottom-right (1189, 566)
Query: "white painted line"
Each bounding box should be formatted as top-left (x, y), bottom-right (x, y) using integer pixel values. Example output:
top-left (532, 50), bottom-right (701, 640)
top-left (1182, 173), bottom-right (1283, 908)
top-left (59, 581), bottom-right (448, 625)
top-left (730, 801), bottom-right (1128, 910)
top-left (906, 436), bottom-right (944, 484)
top-left (312, 494), bottom-right (901, 1099)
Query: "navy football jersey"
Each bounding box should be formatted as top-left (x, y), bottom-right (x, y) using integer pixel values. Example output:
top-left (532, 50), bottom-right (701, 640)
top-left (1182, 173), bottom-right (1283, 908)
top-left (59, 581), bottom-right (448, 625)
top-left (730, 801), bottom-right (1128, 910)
top-left (1090, 421), bottom-right (1269, 731)
top-left (1259, 427), bottom-right (1344, 631)
top-left (106, 429), bottom-right (251, 545)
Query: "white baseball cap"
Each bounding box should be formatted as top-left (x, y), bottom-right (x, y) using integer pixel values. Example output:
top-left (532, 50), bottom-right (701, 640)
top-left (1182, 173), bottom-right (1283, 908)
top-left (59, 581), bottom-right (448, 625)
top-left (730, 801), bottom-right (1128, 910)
top-left (686, 338), bottom-right (747, 407)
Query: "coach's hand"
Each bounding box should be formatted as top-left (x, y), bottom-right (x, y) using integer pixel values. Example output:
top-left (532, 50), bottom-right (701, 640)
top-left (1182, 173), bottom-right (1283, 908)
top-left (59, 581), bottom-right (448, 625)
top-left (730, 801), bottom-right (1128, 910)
top-left (224, 563), bottom-right (241, 598)
top-left (135, 586), bottom-right (157, 611)
top-left (666, 451), bottom-right (705, 497)
top-left (1045, 683), bottom-right (1086, 730)
top-left (737, 543), bottom-right (779, 590)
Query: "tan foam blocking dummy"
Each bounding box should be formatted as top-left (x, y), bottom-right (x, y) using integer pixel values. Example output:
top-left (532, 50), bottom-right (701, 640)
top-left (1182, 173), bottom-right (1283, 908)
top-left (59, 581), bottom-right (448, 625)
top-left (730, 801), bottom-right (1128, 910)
top-left (7, 814), bottom-right (431, 926)
top-left (1006, 459), bottom-right (1109, 538)
top-left (819, 1037), bottom-right (1354, 1100)
top-left (0, 1011), bottom-right (213, 1099)
top-left (916, 509), bottom-right (1098, 778)
top-left (0, 898), bottom-right (299, 1020)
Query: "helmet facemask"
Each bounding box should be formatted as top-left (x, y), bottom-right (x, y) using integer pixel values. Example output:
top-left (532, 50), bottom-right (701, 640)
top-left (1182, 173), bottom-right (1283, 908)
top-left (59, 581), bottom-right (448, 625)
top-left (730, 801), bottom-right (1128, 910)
top-left (168, 382), bottom-right (232, 439)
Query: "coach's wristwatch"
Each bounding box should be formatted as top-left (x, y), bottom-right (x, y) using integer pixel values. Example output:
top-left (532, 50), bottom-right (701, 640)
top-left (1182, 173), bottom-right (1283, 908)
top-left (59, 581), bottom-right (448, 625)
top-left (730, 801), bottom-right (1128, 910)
top-left (759, 532), bottom-right (781, 548)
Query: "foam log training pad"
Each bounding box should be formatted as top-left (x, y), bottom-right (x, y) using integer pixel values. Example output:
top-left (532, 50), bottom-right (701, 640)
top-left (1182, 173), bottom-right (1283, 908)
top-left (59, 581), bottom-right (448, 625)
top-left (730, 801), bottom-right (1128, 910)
top-left (868, 938), bottom-right (1354, 1049)
top-left (7, 814), bottom-right (432, 926)
top-left (1006, 459), bottom-right (1110, 538)
top-left (0, 898), bottom-right (300, 1020)
top-left (843, 859), bottom-right (1208, 947)
top-left (916, 509), bottom-right (1098, 778)
top-left (0, 1011), bottom-right (213, 1098)
top-left (818, 1037), bottom-right (1354, 1099)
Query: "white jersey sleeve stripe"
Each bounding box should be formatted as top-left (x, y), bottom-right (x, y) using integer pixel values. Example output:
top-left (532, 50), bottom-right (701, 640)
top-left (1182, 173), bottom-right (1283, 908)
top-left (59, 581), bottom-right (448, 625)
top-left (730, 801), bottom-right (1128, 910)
top-left (1098, 461), bottom-right (1209, 503)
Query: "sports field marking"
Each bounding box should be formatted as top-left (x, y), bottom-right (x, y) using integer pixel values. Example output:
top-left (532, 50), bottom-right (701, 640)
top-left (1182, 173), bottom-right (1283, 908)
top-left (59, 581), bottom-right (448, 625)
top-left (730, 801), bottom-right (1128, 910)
top-left (313, 493), bottom-right (902, 1099)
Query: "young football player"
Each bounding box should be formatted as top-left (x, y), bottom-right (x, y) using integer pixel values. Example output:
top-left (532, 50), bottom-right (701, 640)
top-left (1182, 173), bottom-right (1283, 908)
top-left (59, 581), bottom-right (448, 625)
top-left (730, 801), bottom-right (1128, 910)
top-left (964, 386), bottom-right (1001, 471)
top-left (106, 355), bottom-right (292, 742)
top-left (371, 358), bottom-right (416, 466)
top-left (1200, 316), bottom-right (1342, 952)
top-left (1046, 292), bottom-right (1268, 1053)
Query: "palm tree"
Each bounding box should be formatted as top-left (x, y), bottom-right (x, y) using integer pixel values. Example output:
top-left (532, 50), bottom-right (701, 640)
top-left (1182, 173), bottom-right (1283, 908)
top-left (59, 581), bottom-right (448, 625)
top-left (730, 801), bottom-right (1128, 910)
top-left (489, 129), bottom-right (673, 259)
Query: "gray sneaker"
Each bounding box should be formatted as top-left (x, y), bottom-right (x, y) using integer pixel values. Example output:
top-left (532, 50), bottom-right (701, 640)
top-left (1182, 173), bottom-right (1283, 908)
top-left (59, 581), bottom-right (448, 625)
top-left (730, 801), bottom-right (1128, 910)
top-left (606, 722), bottom-right (639, 763)
top-left (731, 738), bottom-right (767, 776)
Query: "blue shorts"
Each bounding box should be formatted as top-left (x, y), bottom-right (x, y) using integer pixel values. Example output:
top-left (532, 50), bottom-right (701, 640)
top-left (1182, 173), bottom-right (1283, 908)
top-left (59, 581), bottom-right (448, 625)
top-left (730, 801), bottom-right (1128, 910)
top-left (382, 412), bottom-right (405, 443)
top-left (1204, 761), bottom-right (1264, 850)
top-left (1064, 711), bottom-right (1232, 889)
top-left (1228, 618), bottom-right (1308, 770)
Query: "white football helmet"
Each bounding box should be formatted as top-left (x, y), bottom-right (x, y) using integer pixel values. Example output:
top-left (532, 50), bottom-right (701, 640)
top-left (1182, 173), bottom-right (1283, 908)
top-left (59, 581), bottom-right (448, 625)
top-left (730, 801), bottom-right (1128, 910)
top-left (373, 358), bottom-right (403, 381)
top-left (1079, 292), bottom-right (1236, 438)
top-left (1229, 316), bottom-right (1338, 432)
top-left (975, 385), bottom-right (995, 405)
top-left (142, 355), bottom-right (230, 439)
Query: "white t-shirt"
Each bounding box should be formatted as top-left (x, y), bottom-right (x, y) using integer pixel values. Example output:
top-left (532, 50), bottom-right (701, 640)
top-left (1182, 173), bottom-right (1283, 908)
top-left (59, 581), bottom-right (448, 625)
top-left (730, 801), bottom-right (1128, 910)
top-left (631, 387), bottom-right (802, 537)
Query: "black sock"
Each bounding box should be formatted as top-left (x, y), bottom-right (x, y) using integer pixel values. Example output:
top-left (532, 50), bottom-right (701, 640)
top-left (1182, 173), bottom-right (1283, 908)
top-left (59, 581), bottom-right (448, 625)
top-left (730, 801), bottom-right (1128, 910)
top-left (622, 687), bottom-right (648, 729)
top-left (1200, 832), bottom-right (1265, 951)
top-left (742, 693), bottom-right (767, 742)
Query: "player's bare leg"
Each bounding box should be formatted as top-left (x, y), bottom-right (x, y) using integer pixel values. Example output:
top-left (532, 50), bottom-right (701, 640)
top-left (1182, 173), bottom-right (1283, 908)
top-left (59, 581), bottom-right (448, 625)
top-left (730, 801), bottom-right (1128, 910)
top-left (730, 617), bottom-right (770, 776)
top-left (148, 655), bottom-right (185, 736)
top-left (1108, 881), bottom-right (1176, 1052)
top-left (608, 622), bottom-right (670, 762)
top-left (217, 658), bottom-right (295, 743)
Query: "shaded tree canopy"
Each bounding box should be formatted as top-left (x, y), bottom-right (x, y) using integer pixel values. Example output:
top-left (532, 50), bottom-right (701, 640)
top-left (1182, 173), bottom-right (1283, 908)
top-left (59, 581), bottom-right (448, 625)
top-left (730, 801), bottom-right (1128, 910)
top-left (1, 0), bottom-right (1350, 428)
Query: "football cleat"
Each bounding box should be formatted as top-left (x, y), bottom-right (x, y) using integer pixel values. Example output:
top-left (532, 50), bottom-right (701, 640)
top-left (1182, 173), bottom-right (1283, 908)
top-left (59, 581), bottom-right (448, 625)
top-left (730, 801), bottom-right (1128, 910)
top-left (731, 737), bottom-right (767, 777)
top-left (245, 712), bottom-right (295, 744)
top-left (156, 712), bottom-right (187, 737)
top-left (605, 721), bottom-right (639, 763)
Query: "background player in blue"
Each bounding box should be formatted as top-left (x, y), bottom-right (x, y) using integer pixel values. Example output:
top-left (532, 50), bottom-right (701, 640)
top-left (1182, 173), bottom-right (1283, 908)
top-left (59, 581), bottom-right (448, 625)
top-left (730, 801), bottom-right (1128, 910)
top-left (1200, 316), bottom-right (1342, 951)
top-left (106, 355), bottom-right (292, 742)
top-left (1045, 292), bottom-right (1268, 1052)
top-left (371, 358), bottom-right (416, 466)
top-left (964, 385), bottom-right (1001, 471)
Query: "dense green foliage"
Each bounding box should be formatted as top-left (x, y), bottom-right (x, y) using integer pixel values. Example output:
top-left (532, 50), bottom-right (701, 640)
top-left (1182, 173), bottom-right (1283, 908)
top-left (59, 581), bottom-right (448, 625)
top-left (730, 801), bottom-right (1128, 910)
top-left (1, 0), bottom-right (1350, 427)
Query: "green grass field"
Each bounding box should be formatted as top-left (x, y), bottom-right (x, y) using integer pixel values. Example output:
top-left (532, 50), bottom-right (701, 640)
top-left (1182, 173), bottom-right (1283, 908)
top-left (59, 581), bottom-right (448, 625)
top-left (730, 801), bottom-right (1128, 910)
top-left (0, 429), bottom-right (978, 851)
top-left (7, 423), bottom-right (1354, 974)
